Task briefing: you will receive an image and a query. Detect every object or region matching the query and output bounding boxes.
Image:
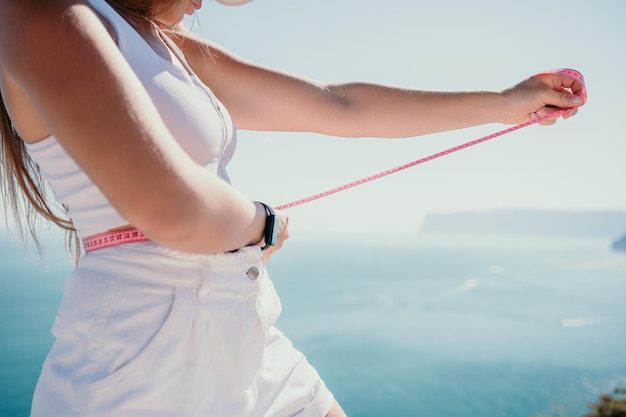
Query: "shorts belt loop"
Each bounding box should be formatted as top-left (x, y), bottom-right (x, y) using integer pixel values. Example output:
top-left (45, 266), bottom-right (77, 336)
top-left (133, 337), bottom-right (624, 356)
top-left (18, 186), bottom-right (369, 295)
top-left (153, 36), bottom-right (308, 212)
top-left (198, 262), bottom-right (212, 300)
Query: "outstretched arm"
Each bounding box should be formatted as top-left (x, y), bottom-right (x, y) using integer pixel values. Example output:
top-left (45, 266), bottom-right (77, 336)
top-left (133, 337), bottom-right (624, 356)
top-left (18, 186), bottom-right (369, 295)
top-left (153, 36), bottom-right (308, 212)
top-left (171, 31), bottom-right (585, 138)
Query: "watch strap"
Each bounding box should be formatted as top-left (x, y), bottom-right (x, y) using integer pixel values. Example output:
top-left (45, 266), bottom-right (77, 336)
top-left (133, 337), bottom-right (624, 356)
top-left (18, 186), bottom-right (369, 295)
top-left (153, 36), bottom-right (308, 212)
top-left (256, 201), bottom-right (278, 250)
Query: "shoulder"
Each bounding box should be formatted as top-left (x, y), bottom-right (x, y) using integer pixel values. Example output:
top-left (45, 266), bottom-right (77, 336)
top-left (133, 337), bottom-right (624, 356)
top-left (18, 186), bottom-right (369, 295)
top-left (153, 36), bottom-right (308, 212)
top-left (166, 28), bottom-right (254, 82)
top-left (0, 0), bottom-right (88, 39)
top-left (0, 0), bottom-right (123, 142)
top-left (0, 0), bottom-right (111, 73)
top-left (167, 26), bottom-right (251, 66)
top-left (166, 29), bottom-right (221, 64)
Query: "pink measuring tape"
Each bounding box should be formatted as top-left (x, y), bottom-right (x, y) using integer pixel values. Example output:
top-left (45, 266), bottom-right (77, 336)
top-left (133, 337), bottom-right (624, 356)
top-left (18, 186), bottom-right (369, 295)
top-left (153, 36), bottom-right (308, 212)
top-left (82, 68), bottom-right (586, 253)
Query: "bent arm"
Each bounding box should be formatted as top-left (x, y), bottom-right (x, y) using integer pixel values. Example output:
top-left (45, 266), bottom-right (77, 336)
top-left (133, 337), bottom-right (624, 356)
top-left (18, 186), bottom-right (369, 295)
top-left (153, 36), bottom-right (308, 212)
top-left (171, 31), bottom-right (583, 138)
top-left (0, 0), bottom-right (265, 254)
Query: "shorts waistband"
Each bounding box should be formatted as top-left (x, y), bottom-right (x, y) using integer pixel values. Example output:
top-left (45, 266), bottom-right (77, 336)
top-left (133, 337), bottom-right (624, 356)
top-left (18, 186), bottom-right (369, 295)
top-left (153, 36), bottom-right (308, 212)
top-left (77, 241), bottom-right (266, 289)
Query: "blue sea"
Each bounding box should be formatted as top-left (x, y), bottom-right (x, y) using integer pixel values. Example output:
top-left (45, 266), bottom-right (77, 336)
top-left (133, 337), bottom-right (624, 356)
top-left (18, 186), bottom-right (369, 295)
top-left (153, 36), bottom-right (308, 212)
top-left (1, 233), bottom-right (625, 417)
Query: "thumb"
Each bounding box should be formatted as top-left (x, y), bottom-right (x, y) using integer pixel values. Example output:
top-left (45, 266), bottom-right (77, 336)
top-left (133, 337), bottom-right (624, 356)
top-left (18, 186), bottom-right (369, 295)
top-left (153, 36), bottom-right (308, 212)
top-left (551, 90), bottom-right (584, 109)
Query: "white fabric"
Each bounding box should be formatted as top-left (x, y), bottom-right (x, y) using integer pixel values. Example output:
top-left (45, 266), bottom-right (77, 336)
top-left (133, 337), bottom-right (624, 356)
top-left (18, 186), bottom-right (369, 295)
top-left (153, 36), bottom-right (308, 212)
top-left (26, 0), bottom-right (237, 238)
top-left (30, 244), bottom-right (335, 417)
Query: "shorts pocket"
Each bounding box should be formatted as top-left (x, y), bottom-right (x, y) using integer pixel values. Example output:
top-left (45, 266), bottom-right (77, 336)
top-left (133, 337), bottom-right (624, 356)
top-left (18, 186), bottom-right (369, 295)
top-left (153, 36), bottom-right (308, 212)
top-left (87, 285), bottom-right (188, 392)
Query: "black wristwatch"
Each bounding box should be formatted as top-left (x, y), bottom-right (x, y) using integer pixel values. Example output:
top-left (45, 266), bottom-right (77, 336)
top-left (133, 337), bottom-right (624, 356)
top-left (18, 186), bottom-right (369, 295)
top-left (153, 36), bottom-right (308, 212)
top-left (256, 201), bottom-right (279, 250)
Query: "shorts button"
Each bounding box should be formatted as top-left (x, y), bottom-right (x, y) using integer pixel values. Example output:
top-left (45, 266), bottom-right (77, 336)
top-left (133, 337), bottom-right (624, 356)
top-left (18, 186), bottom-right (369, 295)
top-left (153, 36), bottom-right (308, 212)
top-left (246, 266), bottom-right (260, 280)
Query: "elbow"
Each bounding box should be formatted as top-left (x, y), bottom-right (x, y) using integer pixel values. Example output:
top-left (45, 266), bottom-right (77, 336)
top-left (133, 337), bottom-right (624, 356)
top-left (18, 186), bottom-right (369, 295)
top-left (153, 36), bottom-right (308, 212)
top-left (137, 213), bottom-right (228, 254)
top-left (121, 198), bottom-right (219, 253)
top-left (129, 205), bottom-right (198, 249)
top-left (326, 84), bottom-right (352, 110)
top-left (143, 216), bottom-right (198, 250)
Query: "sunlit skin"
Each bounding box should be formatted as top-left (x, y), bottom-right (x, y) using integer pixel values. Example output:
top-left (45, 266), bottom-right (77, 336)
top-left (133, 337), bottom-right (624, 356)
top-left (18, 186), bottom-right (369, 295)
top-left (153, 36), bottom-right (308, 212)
top-left (0, 2), bottom-right (585, 417)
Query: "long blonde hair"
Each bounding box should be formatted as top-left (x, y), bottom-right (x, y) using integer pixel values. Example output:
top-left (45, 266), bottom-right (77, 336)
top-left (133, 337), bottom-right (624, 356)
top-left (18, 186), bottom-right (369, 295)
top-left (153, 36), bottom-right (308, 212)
top-left (0, 0), bottom-right (183, 261)
top-left (0, 98), bottom-right (78, 260)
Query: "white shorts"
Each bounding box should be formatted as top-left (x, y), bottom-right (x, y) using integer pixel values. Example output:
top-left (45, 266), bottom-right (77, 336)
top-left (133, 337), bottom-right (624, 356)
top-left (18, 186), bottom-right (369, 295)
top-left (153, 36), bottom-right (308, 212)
top-left (30, 243), bottom-right (334, 417)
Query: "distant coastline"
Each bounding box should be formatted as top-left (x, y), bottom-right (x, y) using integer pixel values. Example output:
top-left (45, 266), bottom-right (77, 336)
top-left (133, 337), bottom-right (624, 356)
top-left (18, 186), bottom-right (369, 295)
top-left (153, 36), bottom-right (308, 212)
top-left (612, 233), bottom-right (626, 252)
top-left (418, 210), bottom-right (626, 248)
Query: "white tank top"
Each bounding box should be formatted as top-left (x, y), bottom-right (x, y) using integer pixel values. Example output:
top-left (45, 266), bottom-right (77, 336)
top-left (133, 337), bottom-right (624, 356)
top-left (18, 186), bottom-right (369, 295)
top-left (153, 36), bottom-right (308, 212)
top-left (26, 0), bottom-right (237, 239)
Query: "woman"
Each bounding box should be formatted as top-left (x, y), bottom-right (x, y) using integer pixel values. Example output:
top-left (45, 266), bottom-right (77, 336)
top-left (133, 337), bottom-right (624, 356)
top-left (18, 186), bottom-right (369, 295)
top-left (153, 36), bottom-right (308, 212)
top-left (0, 0), bottom-right (585, 416)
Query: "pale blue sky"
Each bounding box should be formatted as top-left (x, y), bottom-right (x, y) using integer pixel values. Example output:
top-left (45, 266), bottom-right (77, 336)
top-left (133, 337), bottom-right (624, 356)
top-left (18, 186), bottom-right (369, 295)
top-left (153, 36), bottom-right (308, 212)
top-left (190, 0), bottom-right (625, 237)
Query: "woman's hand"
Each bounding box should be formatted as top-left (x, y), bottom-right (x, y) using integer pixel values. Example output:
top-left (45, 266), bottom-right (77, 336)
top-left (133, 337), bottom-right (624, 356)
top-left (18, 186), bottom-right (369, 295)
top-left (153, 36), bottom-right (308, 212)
top-left (260, 210), bottom-right (290, 263)
top-left (500, 71), bottom-right (587, 126)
